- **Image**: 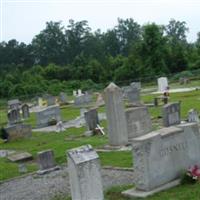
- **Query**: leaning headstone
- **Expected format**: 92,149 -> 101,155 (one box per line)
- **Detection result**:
125,107 -> 152,140
7,108 -> 21,125
67,145 -> 104,200
122,123 -> 200,198
84,108 -> 99,132
162,102 -> 181,127
7,152 -> 33,162
104,83 -> 128,146
37,149 -> 59,174
157,77 -> 168,92
22,104 -> 30,119
36,105 -> 61,128
60,92 -> 67,104
188,109 -> 199,123
5,123 -> 32,141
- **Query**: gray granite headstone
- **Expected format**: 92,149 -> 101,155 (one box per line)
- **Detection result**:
84,108 -> 99,131
188,109 -> 199,123
162,102 -> 180,127
67,145 -> 104,200
74,93 -> 92,106
130,82 -> 141,90
104,83 -> 128,146
126,87 -> 140,103
7,108 -> 21,125
37,149 -> 59,174
22,104 -> 30,119
60,92 -> 67,103
36,105 -> 61,128
8,99 -> 20,110
125,106 -> 152,139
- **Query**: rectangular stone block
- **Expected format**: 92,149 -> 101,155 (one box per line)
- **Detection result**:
125,107 -> 152,139
84,108 -> 99,131
157,77 -> 168,92
132,123 -> 200,191
67,145 -> 104,200
74,94 -> 92,106
162,102 -> 180,127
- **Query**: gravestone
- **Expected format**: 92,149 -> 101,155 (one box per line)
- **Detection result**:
121,86 -> 132,98
37,149 -> 59,174
46,95 -> 56,106
157,77 -> 168,92
84,108 -> 99,131
78,89 -> 82,96
5,124 -> 32,141
67,145 -> 104,200
74,93 -> 92,106
80,108 -> 88,117
36,105 -> 61,128
126,87 -> 140,104
60,92 -> 67,104
130,82 -> 141,90
96,93 -> 105,107
73,90 -> 77,96
104,83 -> 128,146
22,104 -> 30,119
7,109 -> 21,125
122,123 -> 200,198
8,99 -> 20,110
188,109 -> 199,123
162,102 -> 181,127
7,152 -> 32,162
125,107 -> 152,140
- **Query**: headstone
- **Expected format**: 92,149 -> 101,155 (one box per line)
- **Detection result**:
37,149 -> 59,174
126,87 -> 140,104
130,82 -> 141,90
179,77 -> 190,85
7,109 -> 21,125
122,123 -> 200,197
104,83 -> 128,146
188,109 -> 199,123
157,77 -> 168,92
78,89 -> 82,96
46,95 -> 56,106
74,93 -> 92,106
96,93 -> 105,107
7,99 -> 20,110
73,90 -> 77,96
5,124 -> 32,141
80,108 -> 88,117
84,108 -> 99,131
7,152 -> 33,162
162,102 -> 181,127
125,107 -> 152,139
22,104 -> 30,119
121,86 -> 132,98
36,105 -> 61,128
60,92 -> 67,104
67,145 -> 104,200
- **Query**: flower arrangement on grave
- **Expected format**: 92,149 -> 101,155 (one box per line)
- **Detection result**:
181,165 -> 200,184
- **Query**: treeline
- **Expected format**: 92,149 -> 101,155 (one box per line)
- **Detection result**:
0,18 -> 200,98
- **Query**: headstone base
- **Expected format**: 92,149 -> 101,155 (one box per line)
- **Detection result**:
122,179 -> 180,198
37,165 -> 60,175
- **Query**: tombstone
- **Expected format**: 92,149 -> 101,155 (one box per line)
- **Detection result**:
126,87 -> 140,104
22,104 -> 30,119
8,99 -> 20,110
121,86 -> 132,98
125,107 -> 152,140
37,149 -> 59,174
78,89 -> 82,96
188,109 -> 199,123
179,77 -> 190,85
162,102 -> 181,127
5,124 -> 32,141
84,108 -> 99,132
122,123 -> 200,198
35,105 -> 61,128
157,77 -> 168,92
60,92 -> 67,104
130,82 -> 141,90
7,108 -> 21,125
96,93 -> 105,107
73,90 -> 77,96
67,145 -> 104,200
46,95 -> 56,106
104,83 -> 128,146
74,93 -> 92,106
80,108 -> 88,117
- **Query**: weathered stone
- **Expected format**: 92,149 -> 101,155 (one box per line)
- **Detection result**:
130,82 -> 141,90
162,102 -> 181,127
67,145 -> 104,200
104,83 -> 128,146
37,149 -> 59,174
35,105 -> 61,128
7,152 -> 33,162
157,77 -> 168,92
8,99 -> 20,110
7,108 -> 21,125
127,123 -> 200,195
60,92 -> 67,103
126,87 -> 140,103
188,109 -> 199,123
125,107 -> 152,139
74,93 -> 92,106
96,93 -> 105,107
5,124 -> 32,141
22,104 -> 30,119
84,108 -> 99,131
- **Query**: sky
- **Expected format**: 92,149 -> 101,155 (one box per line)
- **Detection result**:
1,0 -> 200,44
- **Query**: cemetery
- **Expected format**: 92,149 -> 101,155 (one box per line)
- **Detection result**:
0,79 -> 200,200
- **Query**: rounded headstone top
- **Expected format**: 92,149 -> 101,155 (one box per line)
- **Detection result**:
104,82 -> 121,92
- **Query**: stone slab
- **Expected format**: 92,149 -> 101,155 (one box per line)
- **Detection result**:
7,152 -> 33,162
122,179 -> 180,198
37,166 -> 60,175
